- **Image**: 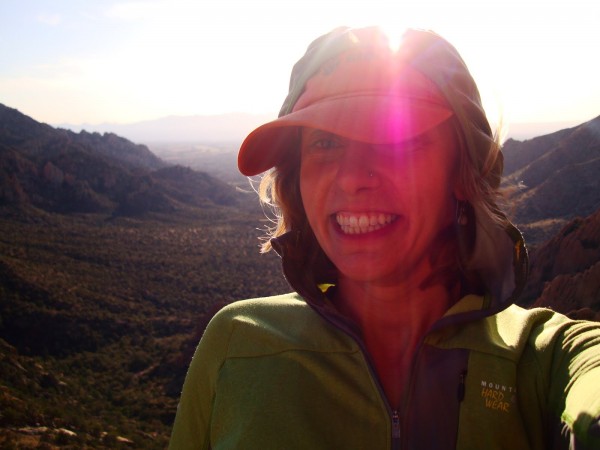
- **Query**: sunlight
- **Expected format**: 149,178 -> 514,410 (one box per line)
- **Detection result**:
375,25 -> 405,53
2,0 -> 598,126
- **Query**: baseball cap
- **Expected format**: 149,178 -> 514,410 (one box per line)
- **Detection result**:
238,27 -> 454,176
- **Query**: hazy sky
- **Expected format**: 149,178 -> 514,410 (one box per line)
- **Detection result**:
1,0 -> 599,131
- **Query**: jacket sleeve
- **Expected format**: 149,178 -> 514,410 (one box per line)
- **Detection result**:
538,315 -> 600,449
169,307 -> 232,450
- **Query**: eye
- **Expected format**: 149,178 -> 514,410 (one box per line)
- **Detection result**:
309,131 -> 345,150
312,137 -> 342,150
301,128 -> 348,162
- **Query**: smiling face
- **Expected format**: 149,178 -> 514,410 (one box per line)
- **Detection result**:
299,119 -> 461,286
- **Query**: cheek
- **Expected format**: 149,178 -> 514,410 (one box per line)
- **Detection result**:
299,165 -> 318,221
300,162 -> 334,238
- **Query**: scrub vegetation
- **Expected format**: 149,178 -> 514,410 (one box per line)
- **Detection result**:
0,208 -> 289,448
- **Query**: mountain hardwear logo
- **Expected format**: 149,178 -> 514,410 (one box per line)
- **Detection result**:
480,380 -> 517,413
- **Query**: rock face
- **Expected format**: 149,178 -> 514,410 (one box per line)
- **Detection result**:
518,209 -> 600,320
534,263 -> 600,321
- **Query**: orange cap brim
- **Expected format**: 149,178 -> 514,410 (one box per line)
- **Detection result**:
238,97 -> 452,176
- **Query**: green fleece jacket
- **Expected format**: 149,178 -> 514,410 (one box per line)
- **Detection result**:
169,292 -> 600,449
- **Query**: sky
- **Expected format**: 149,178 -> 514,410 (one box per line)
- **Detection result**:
1,0 -> 599,133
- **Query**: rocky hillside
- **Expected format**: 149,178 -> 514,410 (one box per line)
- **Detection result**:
0,104 -> 164,170
502,115 -> 600,245
518,208 -> 600,319
0,103 -> 239,216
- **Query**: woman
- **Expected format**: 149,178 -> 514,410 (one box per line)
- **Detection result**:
170,27 -> 600,449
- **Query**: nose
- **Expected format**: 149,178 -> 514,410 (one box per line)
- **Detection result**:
335,142 -> 380,194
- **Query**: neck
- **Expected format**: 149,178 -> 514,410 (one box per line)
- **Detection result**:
335,274 -> 457,344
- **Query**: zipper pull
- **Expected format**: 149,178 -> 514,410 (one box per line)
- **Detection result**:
457,370 -> 467,402
391,410 -> 401,439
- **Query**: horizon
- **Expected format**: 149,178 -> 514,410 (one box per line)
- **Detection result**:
2,99 -> 593,144
57,111 -> 589,143
3,100 -> 591,143
1,0 -> 600,130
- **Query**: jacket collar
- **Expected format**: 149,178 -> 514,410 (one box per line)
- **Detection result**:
271,211 -> 529,326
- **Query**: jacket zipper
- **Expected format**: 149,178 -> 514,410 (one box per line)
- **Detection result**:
290,281 -> 407,449
391,409 -> 401,448
304,299 -> 404,449
458,370 -> 467,402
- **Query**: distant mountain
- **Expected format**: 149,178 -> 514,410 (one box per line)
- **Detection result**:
59,112 -> 275,144
502,115 -> 600,245
504,120 -> 580,141
0,104 -> 240,215
59,114 -> 579,145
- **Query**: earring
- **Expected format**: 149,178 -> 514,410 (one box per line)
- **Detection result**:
456,201 -> 468,226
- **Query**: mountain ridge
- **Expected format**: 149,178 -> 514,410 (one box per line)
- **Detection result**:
0,103 -> 242,216
502,114 -> 600,245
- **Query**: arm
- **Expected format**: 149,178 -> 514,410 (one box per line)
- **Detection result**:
541,317 -> 600,448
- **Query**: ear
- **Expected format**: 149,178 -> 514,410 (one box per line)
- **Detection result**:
453,183 -> 467,201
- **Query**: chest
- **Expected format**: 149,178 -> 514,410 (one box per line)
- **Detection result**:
209,341 -> 548,449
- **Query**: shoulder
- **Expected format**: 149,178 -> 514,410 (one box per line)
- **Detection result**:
210,293 -> 317,332
493,305 -> 600,350
216,292 -> 311,315
440,304 -> 600,360
205,293 -> 357,357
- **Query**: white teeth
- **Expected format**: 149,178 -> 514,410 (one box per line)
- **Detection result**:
335,212 -> 397,234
